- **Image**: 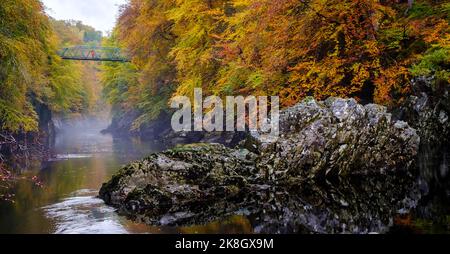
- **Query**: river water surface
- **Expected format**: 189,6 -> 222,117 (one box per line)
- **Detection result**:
0,119 -> 252,234
1,119 -> 447,234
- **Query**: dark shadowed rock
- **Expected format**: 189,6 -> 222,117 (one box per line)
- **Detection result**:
391,77 -> 450,229
393,76 -> 449,148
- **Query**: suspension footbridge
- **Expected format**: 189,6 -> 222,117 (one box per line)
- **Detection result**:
58,46 -> 130,62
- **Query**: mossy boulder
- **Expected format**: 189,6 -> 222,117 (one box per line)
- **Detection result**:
100,143 -> 261,225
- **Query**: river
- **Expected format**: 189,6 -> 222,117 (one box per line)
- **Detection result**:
0,119 -> 252,234
0,118 -> 448,234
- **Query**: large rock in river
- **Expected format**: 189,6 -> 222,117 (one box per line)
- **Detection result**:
100,144 -> 261,225
252,97 -> 420,180
100,97 -> 421,232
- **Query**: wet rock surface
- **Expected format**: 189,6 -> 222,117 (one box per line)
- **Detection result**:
100,144 -> 262,226
391,77 -> 450,231
250,176 -> 420,234
100,97 -> 424,233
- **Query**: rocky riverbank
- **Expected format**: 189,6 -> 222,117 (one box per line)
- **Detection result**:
99,92 -> 433,233
102,109 -> 246,148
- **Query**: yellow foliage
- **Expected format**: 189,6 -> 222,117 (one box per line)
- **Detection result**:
106,0 -> 450,128
0,0 -> 102,132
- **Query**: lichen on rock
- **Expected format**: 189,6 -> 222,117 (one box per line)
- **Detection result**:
253,97 -> 420,180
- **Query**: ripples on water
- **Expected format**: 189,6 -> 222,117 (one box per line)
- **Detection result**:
38,119 -> 165,234
0,119 -> 167,234
22,119 -> 251,234
43,190 -> 128,234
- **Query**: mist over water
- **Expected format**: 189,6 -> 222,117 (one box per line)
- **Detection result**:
0,118 -> 166,234
53,118 -> 114,155
0,117 -> 253,234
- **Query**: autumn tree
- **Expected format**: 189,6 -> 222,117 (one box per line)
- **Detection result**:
1,0 -> 103,198
104,0 -> 449,131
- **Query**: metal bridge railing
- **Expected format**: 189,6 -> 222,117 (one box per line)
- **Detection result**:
58,46 -> 130,62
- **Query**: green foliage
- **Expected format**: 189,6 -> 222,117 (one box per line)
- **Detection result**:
101,0 -> 178,130
101,48 -> 171,130
131,93 -> 169,131
52,20 -> 106,117
0,0 -> 50,132
379,27 -> 406,51
101,61 -> 139,106
0,99 -> 38,132
0,0 -> 102,132
408,2 -> 434,19
47,19 -> 104,116
46,56 -> 87,113
83,30 -> 102,43
410,47 -> 450,82
442,3 -> 450,20
51,20 -> 83,46
51,19 -> 103,46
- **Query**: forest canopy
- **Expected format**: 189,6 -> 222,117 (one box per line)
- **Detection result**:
102,0 -> 450,131
0,0 -> 102,133
1,0 -> 449,134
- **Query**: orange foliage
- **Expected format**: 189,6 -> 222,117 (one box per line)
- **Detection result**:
107,0 -> 450,126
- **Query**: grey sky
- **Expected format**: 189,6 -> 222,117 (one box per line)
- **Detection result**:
42,0 -> 128,34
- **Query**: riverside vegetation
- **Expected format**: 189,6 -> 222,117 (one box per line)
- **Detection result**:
1,0 -> 105,199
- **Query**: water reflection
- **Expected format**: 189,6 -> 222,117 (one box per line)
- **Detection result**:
0,119 -> 166,234
43,190 -> 128,234
1,118 -> 447,234
0,119 -> 256,234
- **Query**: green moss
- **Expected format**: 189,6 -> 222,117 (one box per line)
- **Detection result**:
303,96 -> 316,103
126,188 -> 146,201
170,143 -> 223,153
